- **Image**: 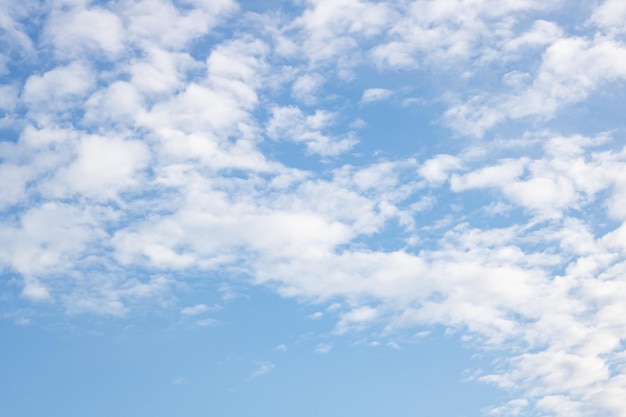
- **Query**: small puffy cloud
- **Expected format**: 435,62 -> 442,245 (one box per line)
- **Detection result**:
45,3 -> 125,58
21,278 -> 50,301
219,284 -> 241,302
327,303 -> 341,312
450,159 -> 527,191
336,306 -> 380,333
41,135 -> 150,200
315,343 -> 332,354
360,88 -> 393,104
386,341 -> 400,350
349,118 -> 367,129
294,0 -> 395,66
418,154 -> 462,185
353,162 -> 399,191
0,202 -> 100,280
266,106 -> 357,156
128,47 -> 196,95
83,81 -> 146,125
122,0 -> 237,49
181,304 -> 209,316
372,0 -> 551,70
292,73 -> 325,104
22,62 -> 95,111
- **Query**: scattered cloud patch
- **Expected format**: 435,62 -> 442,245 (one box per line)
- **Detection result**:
308,311 -> 323,320
315,343 -> 332,355
3,1 -> 626,416
360,88 -> 393,104
195,318 -> 219,327
247,361 -> 275,381
386,341 -> 400,350
181,304 -> 210,316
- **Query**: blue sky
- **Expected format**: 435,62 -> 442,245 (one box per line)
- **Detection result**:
2,0 -> 626,416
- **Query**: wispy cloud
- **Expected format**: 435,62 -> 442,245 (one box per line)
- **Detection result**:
247,362 -> 275,381
181,304 -> 220,316
172,376 -> 188,385
315,343 -> 332,355
360,88 -> 393,104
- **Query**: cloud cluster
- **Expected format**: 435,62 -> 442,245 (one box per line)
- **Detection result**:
2,1 -> 626,416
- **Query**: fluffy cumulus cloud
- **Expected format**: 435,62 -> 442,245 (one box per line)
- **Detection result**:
2,1 -> 626,416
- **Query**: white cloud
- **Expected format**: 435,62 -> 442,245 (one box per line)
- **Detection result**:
196,318 -> 219,327
5,2 -> 626,416
83,81 -> 146,125
45,3 -> 125,58
247,361 -> 275,381
486,398 -> 528,416
122,0 -> 237,50
291,73 -> 325,104
62,275 -> 172,317
450,158 -> 527,191
41,135 -> 150,200
0,2 -> 36,67
266,106 -> 357,156
0,202 -> 101,280
335,306 -> 380,333
63,295 -> 128,317
180,304 -> 209,316
22,62 -> 95,114
445,36 -> 626,136
386,341 -> 400,350
503,20 -> 563,52
372,0 -> 553,69
0,84 -> 19,112
352,161 -> 400,191
591,0 -> 626,34
293,0 -> 396,68
418,154 -> 462,185
0,163 -> 31,209
360,88 -> 393,104
315,343 -> 332,354
21,278 -> 51,302
128,47 -> 196,95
